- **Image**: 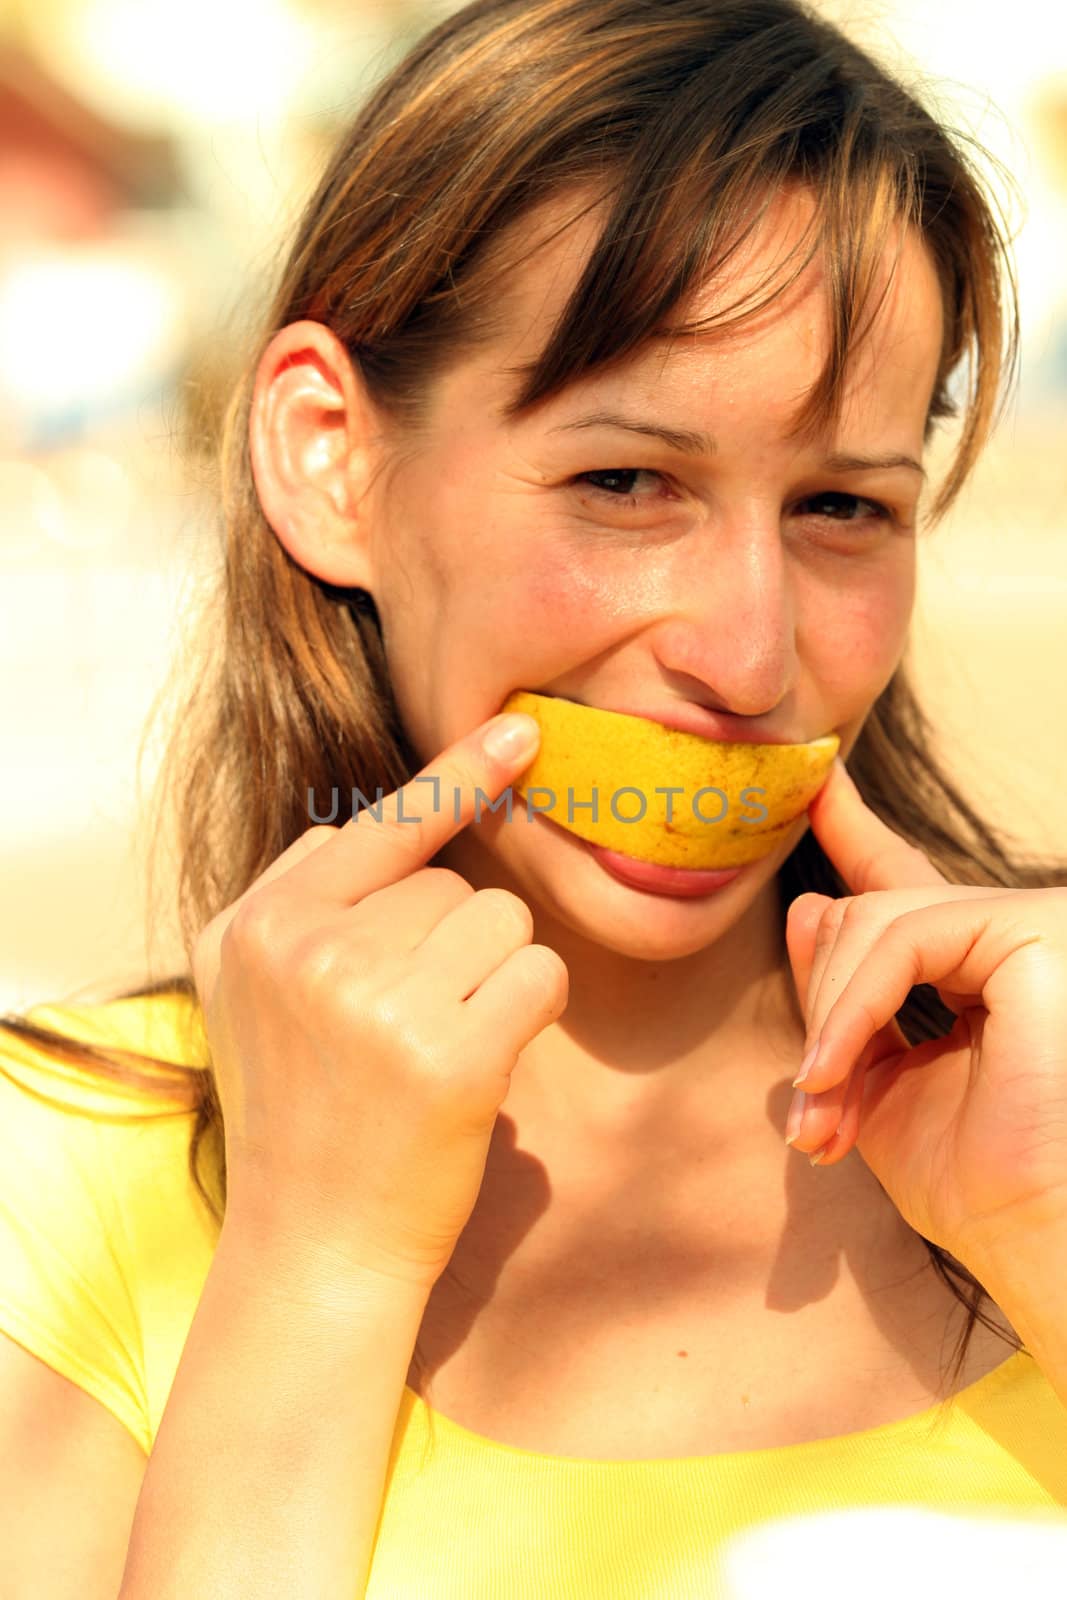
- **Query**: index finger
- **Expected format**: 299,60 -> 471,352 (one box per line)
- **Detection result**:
290,710 -> 541,904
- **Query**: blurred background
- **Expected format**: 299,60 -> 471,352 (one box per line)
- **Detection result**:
0,0 -> 1065,1012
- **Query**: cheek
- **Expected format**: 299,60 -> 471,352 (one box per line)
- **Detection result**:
809,578 -> 913,703
519,551 -> 634,627
472,537 -> 643,648
392,542 -> 628,713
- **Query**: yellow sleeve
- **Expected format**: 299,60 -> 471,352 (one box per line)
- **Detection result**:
0,996 -> 207,1457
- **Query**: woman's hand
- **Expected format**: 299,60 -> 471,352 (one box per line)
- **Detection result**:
784,757 -> 1067,1269
191,711 -> 569,1292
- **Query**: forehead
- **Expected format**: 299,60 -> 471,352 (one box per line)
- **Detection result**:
454,181 -> 944,442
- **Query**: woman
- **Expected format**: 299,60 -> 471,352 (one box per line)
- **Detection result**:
3,0 -> 1067,1595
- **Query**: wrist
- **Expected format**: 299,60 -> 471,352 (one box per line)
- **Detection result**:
953,1192 -> 1067,1301
952,1207 -> 1067,1374
217,1205 -> 438,1316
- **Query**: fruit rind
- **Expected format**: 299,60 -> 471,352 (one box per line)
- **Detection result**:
499,689 -> 839,869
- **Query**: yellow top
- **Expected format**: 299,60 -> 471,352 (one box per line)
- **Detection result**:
2,991 -> 1067,1598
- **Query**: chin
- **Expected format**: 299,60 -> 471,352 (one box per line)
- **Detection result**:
522,826 -> 782,962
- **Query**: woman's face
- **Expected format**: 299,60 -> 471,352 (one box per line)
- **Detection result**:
267,182 -> 944,962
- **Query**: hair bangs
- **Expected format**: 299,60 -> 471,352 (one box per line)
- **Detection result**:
490,141 -> 922,461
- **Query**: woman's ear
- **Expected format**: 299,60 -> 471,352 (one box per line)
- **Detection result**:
248,319 -> 381,589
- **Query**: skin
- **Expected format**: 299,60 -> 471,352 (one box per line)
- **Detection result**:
248,182 -> 993,1400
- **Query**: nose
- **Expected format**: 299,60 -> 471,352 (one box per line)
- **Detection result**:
649,517 -> 797,714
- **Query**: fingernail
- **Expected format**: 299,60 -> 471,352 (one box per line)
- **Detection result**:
809,1142 -> 831,1167
484,714 -> 539,763
784,1087 -> 809,1146
792,1038 -> 821,1088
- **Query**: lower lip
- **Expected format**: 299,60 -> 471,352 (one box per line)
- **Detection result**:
587,842 -> 746,898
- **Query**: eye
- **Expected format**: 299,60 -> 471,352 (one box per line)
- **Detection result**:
574,468 -> 664,506
573,472 -> 899,531
794,491 -> 893,527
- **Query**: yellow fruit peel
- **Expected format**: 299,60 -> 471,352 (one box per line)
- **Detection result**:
499,689 -> 839,869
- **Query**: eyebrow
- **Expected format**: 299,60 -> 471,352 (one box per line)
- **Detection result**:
546,410 -> 927,481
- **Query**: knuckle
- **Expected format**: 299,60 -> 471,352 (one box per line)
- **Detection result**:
525,942 -> 569,993
476,887 -> 533,939
301,823 -> 339,850
225,892 -> 287,961
286,927 -> 353,996
361,978 -> 400,1035
788,893 -> 827,933
362,978 -> 445,1072
420,866 -> 474,900
856,995 -> 883,1034
839,898 -> 867,931
382,812 -> 433,866
822,898 -> 851,934
786,894 -> 811,925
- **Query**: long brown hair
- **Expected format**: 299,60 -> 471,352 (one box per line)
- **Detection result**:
5,0 -> 1065,1405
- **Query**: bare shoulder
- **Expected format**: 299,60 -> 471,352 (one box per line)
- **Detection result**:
0,1329 -> 147,1599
